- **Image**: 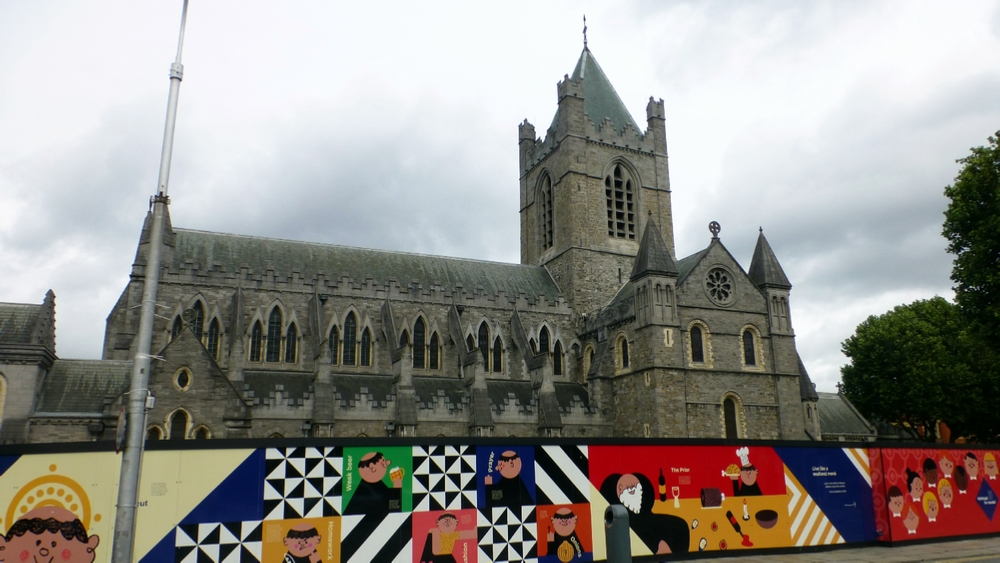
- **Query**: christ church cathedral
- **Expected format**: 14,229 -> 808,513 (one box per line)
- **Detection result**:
0,43 -> 834,444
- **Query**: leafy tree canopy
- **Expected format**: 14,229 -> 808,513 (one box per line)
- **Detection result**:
841,297 -> 997,442
943,132 -> 1000,341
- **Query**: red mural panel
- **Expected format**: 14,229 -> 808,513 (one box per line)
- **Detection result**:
879,447 -> 1000,541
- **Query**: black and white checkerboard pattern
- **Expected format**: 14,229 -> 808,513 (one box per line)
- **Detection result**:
263,447 -> 342,520
412,445 -> 477,511
175,521 -> 262,563
478,506 -> 537,563
534,444 -> 590,506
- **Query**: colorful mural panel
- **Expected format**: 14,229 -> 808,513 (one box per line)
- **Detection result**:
2,441 -> 999,563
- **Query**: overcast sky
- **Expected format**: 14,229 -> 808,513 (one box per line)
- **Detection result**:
2,1 -> 998,391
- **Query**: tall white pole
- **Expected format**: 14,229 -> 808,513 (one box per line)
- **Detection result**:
112,2 -> 189,562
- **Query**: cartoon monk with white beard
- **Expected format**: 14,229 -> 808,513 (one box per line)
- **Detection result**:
599,472 -> 689,555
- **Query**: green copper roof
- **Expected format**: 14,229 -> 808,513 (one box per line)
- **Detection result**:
550,48 -> 641,135
172,229 -> 561,301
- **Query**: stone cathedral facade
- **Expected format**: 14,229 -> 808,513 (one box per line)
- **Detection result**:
0,46 -> 822,443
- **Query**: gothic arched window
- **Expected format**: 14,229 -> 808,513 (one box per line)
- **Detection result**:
724,397 -> 739,439
553,341 -> 563,375
265,308 -> 282,363
619,336 -> 629,369
539,327 -> 550,354
171,316 -> 183,341
329,326 -> 340,365
691,326 -> 704,363
360,327 -> 372,366
413,318 -> 426,369
478,322 -> 490,370
605,163 -> 635,240
249,321 -> 263,362
169,410 -> 188,440
467,334 -> 475,353
743,330 -> 756,367
192,301 -> 205,340
493,336 -> 503,373
429,332 -> 440,370
285,324 -> 298,363
540,175 -> 554,250
207,318 -> 220,360
343,313 -> 357,365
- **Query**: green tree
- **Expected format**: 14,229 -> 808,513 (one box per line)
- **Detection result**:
840,297 -> 995,442
943,132 -> 1000,341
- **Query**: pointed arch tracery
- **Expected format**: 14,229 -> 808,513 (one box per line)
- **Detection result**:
207,318 -> 221,360
265,307 -> 283,362
249,321 -> 263,362
343,312 -> 358,365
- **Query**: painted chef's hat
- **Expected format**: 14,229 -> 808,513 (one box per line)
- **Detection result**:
736,447 -> 751,468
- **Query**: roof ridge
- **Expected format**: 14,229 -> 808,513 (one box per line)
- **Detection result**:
174,228 -> 539,270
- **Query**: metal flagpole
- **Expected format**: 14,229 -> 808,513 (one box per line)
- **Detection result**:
112,1 -> 189,561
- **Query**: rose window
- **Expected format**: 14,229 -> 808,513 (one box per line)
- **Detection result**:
705,268 -> 735,306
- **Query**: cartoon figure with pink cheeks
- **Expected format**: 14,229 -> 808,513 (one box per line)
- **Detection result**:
938,480 -> 954,508
905,468 -> 924,502
903,507 -> 920,535
922,492 -> 939,523
985,453 -> 997,480
887,486 -> 905,517
282,524 -> 321,563
0,506 -> 100,563
939,454 -> 954,478
965,452 -> 979,481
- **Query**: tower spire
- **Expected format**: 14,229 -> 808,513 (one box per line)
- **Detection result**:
583,15 -> 588,49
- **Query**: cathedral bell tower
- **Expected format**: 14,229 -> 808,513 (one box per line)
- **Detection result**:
519,44 -> 675,315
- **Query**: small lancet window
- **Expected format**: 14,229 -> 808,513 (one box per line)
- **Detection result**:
285,324 -> 298,363
192,301 -> 205,340
265,308 -> 282,362
171,317 -> 183,341
343,313 -> 358,365
360,328 -> 372,366
207,318 -> 220,359
249,321 -> 263,362
743,330 -> 756,367
492,336 -> 503,373
194,426 -> 210,440
691,326 -> 704,363
553,341 -> 563,375
169,411 -> 188,440
146,427 -> 162,441
539,327 -> 550,354
620,338 -> 629,369
429,332 -> 440,370
413,319 -> 426,369
329,326 -> 340,365
466,334 -> 475,352
724,398 -> 739,439
478,322 -> 490,370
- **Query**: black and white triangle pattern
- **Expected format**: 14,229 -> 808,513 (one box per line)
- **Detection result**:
263,447 -> 342,520
175,521 -> 262,563
535,444 -> 590,506
478,506 -> 537,563
412,445 -> 476,511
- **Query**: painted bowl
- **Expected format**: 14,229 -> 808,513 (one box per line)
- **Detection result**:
755,509 -> 779,529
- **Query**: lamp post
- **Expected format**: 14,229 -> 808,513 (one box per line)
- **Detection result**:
111,2 -> 190,562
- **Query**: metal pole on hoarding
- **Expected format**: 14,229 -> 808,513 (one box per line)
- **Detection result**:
112,2 -> 189,561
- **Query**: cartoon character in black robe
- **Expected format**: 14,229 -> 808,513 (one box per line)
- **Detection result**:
485,450 -> 533,509
599,473 -> 689,555
344,452 -> 403,515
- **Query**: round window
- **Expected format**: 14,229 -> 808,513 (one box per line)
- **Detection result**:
704,267 -> 736,306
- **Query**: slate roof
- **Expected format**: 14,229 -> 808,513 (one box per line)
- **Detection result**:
172,229 -> 560,301
797,354 -> 819,401
34,360 -> 132,415
550,48 -> 641,135
817,392 -> 876,437
0,303 -> 40,345
414,377 -> 468,411
331,374 -> 393,408
748,230 -> 791,289
675,248 -> 709,283
486,379 -> 593,415
630,220 -> 678,280
243,370 -> 314,407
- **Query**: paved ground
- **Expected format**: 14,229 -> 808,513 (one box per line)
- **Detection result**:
687,535 -> 1000,562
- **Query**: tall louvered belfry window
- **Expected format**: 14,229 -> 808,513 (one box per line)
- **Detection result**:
343,313 -> 357,365
605,164 -> 635,240
540,175 -> 554,250
266,308 -> 282,362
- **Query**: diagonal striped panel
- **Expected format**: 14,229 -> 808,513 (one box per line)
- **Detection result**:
535,444 -> 589,506
784,465 -> 844,546
844,448 -> 872,488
